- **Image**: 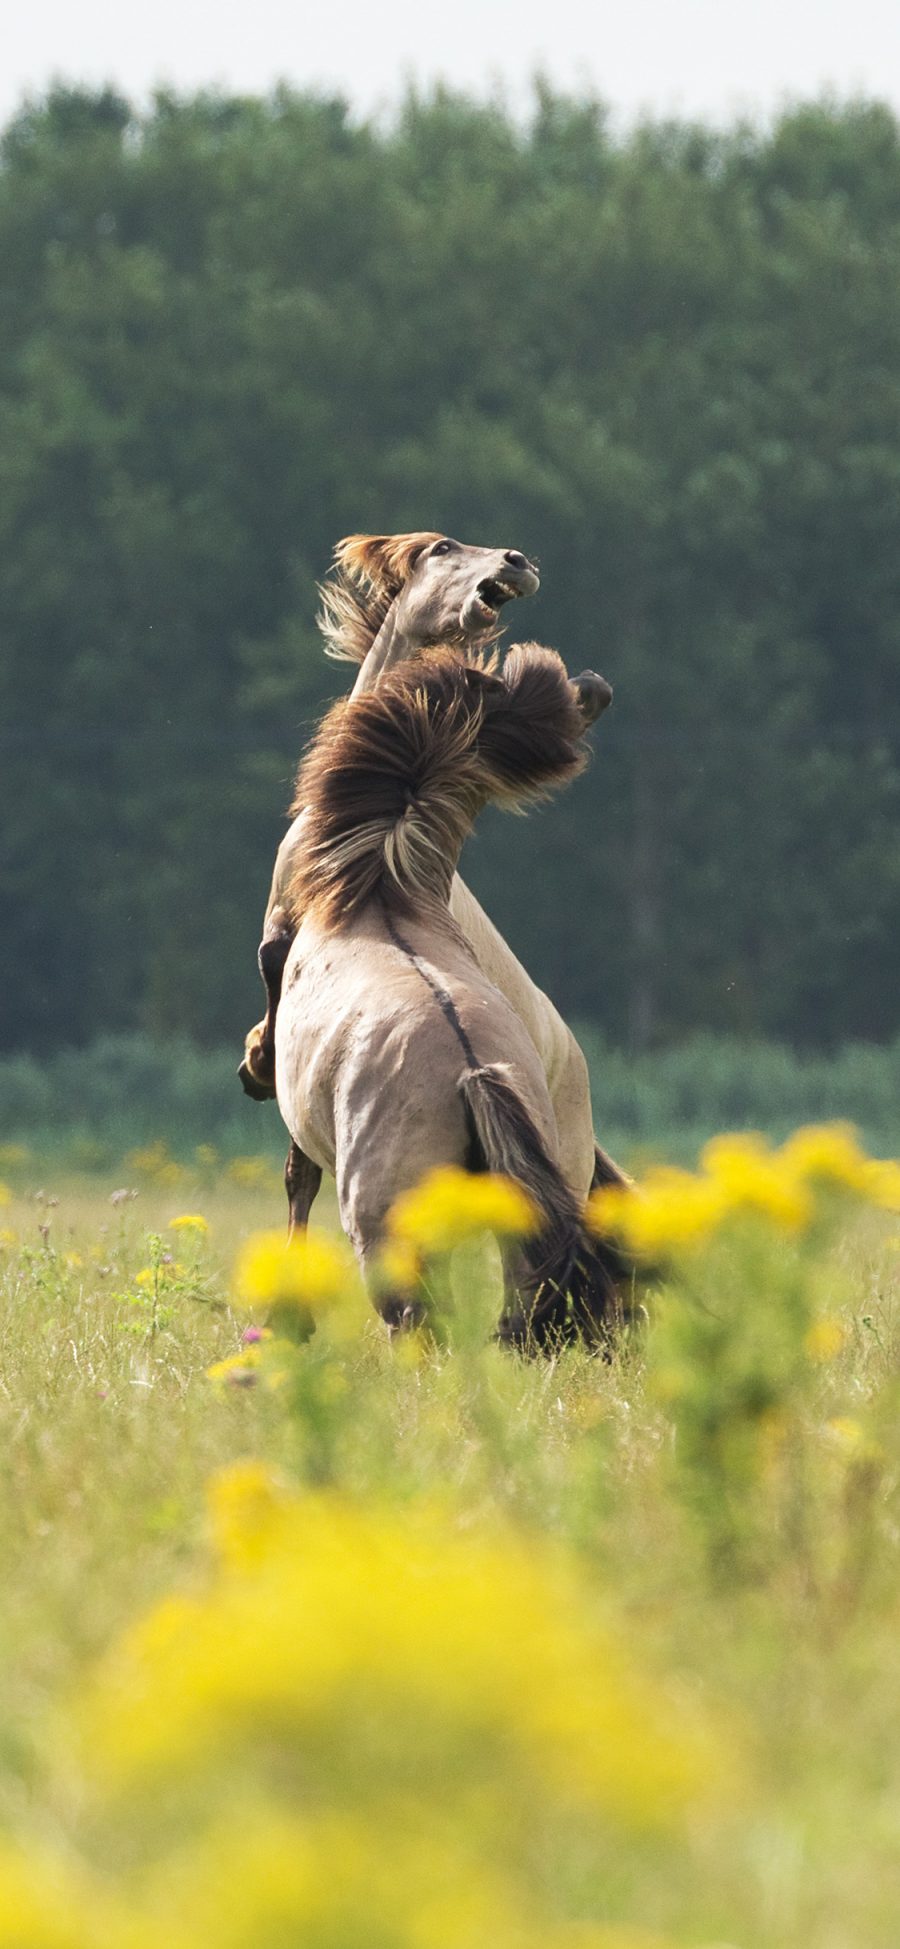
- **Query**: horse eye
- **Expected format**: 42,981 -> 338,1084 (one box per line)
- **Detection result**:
432,539 -> 452,556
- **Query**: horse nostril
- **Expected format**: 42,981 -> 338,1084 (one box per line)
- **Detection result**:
504,550 -> 528,571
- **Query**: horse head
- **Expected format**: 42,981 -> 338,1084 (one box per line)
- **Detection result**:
320,531 -> 540,667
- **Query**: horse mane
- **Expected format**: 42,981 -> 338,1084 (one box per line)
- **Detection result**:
316,531 -> 443,665
287,644 -> 588,933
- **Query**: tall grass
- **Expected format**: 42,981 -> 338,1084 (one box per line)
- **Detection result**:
0,1142 -> 898,1944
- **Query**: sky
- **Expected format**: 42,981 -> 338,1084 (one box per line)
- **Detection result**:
4,0 -> 900,132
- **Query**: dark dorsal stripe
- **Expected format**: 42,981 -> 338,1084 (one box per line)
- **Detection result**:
383,910 -> 478,1071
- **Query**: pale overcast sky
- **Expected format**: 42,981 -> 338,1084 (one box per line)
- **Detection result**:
4,0 -> 900,131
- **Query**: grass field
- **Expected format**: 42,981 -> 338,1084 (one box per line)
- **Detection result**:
0,1136 -> 899,1947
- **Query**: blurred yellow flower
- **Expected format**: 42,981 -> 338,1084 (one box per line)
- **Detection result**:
225,1155 -> 281,1191
552,1932 -> 674,1949
701,1134 -> 812,1231
804,1317 -> 846,1362
170,1213 -> 209,1234
0,1228 -> 16,1249
825,1417 -> 883,1465
232,1228 -> 359,1315
589,1128 -> 838,1260
588,1169 -> 724,1258
376,1235 -> 422,1292
83,1484 -> 730,1835
64,1251 -> 84,1271
206,1347 -> 265,1386
778,1122 -> 873,1195
126,1142 -> 185,1187
207,1460 -> 288,1569
863,1158 -> 900,1212
136,1262 -> 185,1288
388,1166 -> 538,1253
0,1843 -> 147,1949
135,1808 -> 672,1949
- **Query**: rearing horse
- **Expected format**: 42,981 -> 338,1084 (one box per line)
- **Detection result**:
273,641 -> 622,1345
240,532 -> 625,1209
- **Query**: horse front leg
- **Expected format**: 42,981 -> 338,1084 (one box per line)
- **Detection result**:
238,907 -> 294,1100
285,1142 -> 322,1239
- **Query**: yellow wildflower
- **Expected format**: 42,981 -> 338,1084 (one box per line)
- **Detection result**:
232,1228 -> 359,1315
701,1133 -> 812,1231
804,1317 -> 846,1362
83,1489 -> 729,1833
226,1155 -> 280,1191
778,1122 -> 874,1195
0,1229 -> 16,1249
588,1168 -> 724,1258
388,1166 -> 538,1253
552,1932 -> 674,1949
863,1158 -> 900,1212
136,1261 -> 185,1288
590,1132 -> 815,1260
206,1346 -> 265,1386
0,1842 -> 150,1949
825,1417 -> 883,1465
64,1251 -> 84,1271
126,1141 -> 185,1186
375,1235 -> 422,1292
136,1809 -> 668,1949
206,1460 -> 289,1570
169,1213 -> 209,1234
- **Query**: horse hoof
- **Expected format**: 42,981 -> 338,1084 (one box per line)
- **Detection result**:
237,1057 -> 276,1101
573,671 -> 613,723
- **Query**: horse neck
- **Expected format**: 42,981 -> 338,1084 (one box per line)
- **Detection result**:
351,596 -> 408,697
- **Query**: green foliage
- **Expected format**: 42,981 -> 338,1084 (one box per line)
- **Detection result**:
1,1030 -> 899,1164
0,85 -> 899,1054
579,1025 -> 900,1158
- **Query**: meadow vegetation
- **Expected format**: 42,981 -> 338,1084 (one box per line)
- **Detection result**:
0,1126 -> 898,1944
2,1030 -> 899,1167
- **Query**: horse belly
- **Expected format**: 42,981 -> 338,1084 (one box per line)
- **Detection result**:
273,960 -> 342,1173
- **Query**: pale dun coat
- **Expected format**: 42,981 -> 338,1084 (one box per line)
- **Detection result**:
274,645 -> 626,1345
245,532 -> 624,1205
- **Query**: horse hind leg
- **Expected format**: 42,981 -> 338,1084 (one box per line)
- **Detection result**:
285,1142 -> 322,1239
351,1227 -> 427,1337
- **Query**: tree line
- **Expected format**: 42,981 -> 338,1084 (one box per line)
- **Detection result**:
1,84 -> 898,1055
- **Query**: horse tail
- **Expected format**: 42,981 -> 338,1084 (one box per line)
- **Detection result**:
287,644 -> 589,933
458,1063 -> 620,1347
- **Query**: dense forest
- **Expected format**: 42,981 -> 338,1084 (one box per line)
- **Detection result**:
1,84 -> 898,1057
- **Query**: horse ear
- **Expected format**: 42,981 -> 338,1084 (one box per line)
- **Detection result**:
332,532 -> 441,593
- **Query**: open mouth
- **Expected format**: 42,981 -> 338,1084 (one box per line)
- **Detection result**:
470,576 -> 525,626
